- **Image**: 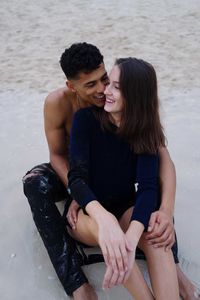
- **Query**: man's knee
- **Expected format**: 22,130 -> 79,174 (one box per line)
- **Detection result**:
22,167 -> 51,200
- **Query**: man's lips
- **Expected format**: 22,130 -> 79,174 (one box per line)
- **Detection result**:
94,94 -> 106,101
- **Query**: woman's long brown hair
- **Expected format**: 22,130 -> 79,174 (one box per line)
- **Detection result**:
95,57 -> 165,154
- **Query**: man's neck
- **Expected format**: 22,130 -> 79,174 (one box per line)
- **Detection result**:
76,94 -> 91,110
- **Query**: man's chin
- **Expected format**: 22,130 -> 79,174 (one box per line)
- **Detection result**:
94,100 -> 105,107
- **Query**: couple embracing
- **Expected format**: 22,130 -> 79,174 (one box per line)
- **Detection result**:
23,42 -> 198,300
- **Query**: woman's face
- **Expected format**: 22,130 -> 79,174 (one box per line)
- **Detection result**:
104,65 -> 124,118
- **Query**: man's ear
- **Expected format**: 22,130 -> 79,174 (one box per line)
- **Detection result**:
66,80 -> 76,93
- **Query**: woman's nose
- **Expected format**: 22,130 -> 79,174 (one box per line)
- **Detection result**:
104,83 -> 111,95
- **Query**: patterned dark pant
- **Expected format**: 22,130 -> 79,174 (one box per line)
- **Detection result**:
23,163 -> 88,295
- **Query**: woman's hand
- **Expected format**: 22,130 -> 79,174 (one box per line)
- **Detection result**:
97,212 -> 133,290
85,201 -> 134,289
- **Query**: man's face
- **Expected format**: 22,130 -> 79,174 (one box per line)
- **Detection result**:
70,63 -> 109,107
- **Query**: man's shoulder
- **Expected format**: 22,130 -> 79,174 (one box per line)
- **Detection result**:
45,87 -> 73,110
44,87 -> 75,128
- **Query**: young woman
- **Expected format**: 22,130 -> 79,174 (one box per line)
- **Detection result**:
67,57 -> 179,299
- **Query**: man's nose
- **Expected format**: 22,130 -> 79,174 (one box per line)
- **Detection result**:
97,81 -> 106,93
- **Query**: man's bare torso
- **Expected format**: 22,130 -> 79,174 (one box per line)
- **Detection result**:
44,86 -> 84,152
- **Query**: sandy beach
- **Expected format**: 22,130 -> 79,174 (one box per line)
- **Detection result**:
0,0 -> 200,299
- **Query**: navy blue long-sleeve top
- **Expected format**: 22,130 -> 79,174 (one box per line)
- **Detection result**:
68,107 -> 159,230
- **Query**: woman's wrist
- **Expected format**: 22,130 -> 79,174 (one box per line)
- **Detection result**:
126,220 -> 144,247
85,200 -> 112,224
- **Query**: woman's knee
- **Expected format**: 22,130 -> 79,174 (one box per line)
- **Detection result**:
70,210 -> 98,246
139,235 -> 172,262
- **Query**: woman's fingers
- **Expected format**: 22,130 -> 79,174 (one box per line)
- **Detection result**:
107,267 -> 120,289
98,215 -> 132,289
100,242 -> 109,266
102,240 -> 128,289
102,244 -> 118,289
107,244 -> 118,274
115,244 -> 127,271
102,265 -> 113,290
111,245 -> 126,287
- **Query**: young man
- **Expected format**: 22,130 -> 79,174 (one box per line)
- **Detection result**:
23,42 -> 199,300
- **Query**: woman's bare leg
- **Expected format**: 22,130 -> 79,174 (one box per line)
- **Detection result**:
119,207 -> 154,299
70,209 -> 154,299
139,236 -> 179,300
123,262 -> 154,300
176,265 -> 200,300
120,207 -> 179,300
68,209 -> 98,246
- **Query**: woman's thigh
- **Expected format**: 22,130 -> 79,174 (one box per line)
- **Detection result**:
68,209 -> 99,247
70,205 -> 135,248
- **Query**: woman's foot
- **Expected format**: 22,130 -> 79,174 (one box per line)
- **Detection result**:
176,264 -> 200,300
183,287 -> 200,300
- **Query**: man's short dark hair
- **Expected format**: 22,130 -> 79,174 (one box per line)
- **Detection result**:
60,42 -> 104,79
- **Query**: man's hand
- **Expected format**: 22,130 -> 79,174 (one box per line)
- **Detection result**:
67,200 -> 80,229
146,211 -> 175,251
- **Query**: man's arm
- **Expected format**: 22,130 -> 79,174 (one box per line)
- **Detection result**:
159,146 -> 176,215
146,147 -> 176,249
44,93 -> 70,186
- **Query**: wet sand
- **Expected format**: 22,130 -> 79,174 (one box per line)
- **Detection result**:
0,0 -> 200,299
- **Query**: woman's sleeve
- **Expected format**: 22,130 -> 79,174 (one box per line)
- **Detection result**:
68,109 -> 97,208
131,153 -> 159,230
